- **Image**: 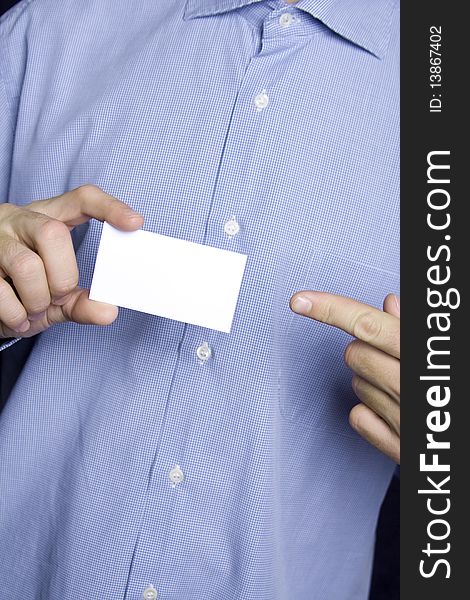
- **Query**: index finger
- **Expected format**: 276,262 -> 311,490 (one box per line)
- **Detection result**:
290,291 -> 400,358
28,184 -> 144,231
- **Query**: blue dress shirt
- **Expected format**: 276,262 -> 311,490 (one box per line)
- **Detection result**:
0,1 -> 399,598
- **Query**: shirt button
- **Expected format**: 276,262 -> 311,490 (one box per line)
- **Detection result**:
169,465 -> 184,486
224,216 -> 240,237
196,341 -> 212,363
143,586 -> 158,600
254,90 -> 269,111
279,13 -> 294,28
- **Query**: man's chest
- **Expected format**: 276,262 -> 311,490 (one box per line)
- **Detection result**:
9,1 -> 399,288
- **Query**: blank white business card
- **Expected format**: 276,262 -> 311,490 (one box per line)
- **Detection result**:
89,223 -> 248,333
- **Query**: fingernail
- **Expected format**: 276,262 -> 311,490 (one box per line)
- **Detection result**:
15,320 -> 31,333
393,294 -> 400,316
126,209 -> 144,220
29,311 -> 46,322
291,295 -> 312,315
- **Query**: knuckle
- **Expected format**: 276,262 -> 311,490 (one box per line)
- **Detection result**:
0,237 -> 19,261
27,299 -> 49,314
351,374 -> 363,395
76,183 -> 101,200
317,300 -> 334,325
52,275 -> 78,297
344,340 -> 360,368
11,249 -> 42,278
352,310 -> 382,343
0,203 -> 19,223
37,218 -> 69,244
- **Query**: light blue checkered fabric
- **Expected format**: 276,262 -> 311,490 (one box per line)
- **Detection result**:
0,1 -> 399,598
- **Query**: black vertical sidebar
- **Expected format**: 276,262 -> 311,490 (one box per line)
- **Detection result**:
401,2 -> 467,598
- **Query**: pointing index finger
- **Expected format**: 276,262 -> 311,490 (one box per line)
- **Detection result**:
290,291 -> 400,358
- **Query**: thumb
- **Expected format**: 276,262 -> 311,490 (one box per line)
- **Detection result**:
47,288 -> 119,326
383,293 -> 400,318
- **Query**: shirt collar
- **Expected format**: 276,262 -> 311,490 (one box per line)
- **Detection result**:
183,0 -> 394,59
